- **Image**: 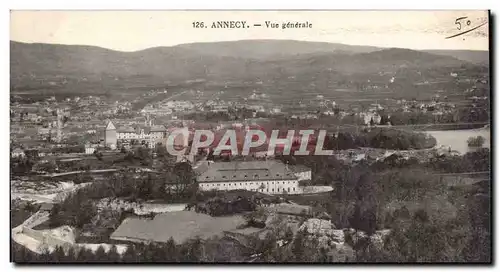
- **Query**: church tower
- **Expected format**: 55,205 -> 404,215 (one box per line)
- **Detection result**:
105,120 -> 117,149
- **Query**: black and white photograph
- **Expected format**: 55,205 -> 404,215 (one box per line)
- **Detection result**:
9,10 -> 491,264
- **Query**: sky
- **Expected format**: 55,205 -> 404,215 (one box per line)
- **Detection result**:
10,10 -> 489,51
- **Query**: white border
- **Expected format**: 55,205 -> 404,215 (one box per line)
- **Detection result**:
2,0 -> 498,271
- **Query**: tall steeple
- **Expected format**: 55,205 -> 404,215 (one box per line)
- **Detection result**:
106,120 -> 116,130
104,120 -> 117,149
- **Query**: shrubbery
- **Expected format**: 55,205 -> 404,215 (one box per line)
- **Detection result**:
467,136 -> 485,147
324,128 -> 436,150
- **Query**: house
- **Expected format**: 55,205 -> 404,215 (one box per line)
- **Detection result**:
85,144 -> 96,154
11,148 -> 25,158
288,164 -> 312,181
211,105 -> 229,113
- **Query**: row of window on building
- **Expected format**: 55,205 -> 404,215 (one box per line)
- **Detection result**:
200,180 -> 297,193
202,180 -> 295,186
205,173 -> 290,180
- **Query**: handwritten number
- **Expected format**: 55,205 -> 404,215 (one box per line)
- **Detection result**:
455,18 -> 462,30
446,17 -> 487,40
455,17 -> 468,30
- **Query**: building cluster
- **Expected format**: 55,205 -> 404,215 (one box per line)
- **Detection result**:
10,105 -> 67,143
395,99 -> 456,115
141,100 -> 195,116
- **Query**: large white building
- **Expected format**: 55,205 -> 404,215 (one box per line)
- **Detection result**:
104,121 -> 168,149
116,125 -> 167,141
196,160 -> 303,195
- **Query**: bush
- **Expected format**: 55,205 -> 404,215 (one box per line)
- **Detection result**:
467,136 -> 485,147
325,128 -> 436,150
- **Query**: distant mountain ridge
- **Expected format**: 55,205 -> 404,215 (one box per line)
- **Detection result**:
10,40 -> 486,91
425,50 -> 489,65
174,39 -> 380,59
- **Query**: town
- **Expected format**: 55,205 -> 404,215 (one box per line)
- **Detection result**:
10,11 -> 491,264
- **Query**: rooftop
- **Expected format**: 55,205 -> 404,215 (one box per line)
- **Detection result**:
105,121 -> 116,130
110,211 -> 245,244
117,127 -> 136,133
198,160 -> 297,183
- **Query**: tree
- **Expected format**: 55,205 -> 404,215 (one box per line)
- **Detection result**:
76,248 -> 93,262
94,246 -> 108,262
467,136 -> 485,147
351,172 -> 378,235
75,200 -> 98,228
93,150 -> 103,161
53,246 -> 66,262
318,247 -> 329,263
291,227 -> 307,262
462,191 -> 491,262
165,237 -> 178,262
107,245 -> 121,263
39,248 -> 53,263
33,161 -> 57,173
66,247 -> 76,262
380,114 -> 391,126
413,209 -> 429,223
122,246 -> 139,263
394,206 -> 411,220
258,231 -> 278,261
284,226 -> 294,242
49,204 -> 62,227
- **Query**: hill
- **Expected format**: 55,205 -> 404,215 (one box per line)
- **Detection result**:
174,39 -> 380,59
269,48 -> 467,75
10,41 -> 235,79
425,50 -> 489,65
10,40 -> 476,93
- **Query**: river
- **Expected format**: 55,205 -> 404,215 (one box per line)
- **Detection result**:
426,128 -> 490,154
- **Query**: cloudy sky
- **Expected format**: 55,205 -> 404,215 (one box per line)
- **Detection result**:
10,10 -> 489,51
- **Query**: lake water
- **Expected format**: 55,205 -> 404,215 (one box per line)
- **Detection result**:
425,128 -> 490,154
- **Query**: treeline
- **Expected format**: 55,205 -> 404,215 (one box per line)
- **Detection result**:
276,148 -> 491,262
278,147 -> 490,188
10,157 -> 35,176
324,128 -> 436,150
11,226 -> 330,263
15,202 -> 490,263
370,175 -> 490,263
427,148 -> 490,173
467,136 -> 486,147
182,107 -> 262,123
385,106 -> 489,126
50,145 -> 85,154
11,200 -> 41,227
12,236 -> 245,263
191,194 -> 258,217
